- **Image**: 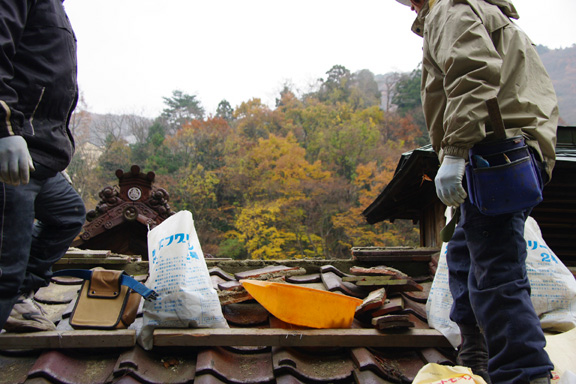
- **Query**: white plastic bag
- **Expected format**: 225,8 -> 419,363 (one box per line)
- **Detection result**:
138,210 -> 228,350
427,216 -> 576,348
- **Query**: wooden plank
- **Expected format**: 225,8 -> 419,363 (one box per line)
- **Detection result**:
153,328 -> 451,348
0,330 -> 136,349
55,256 -> 130,265
63,250 -> 112,258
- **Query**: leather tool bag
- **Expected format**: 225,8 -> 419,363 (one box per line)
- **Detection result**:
53,268 -> 157,330
465,99 -> 543,215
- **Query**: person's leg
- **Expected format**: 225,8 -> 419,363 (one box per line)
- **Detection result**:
447,214 -> 490,383
447,224 -> 475,325
462,200 -> 553,383
20,170 -> 85,293
0,181 -> 40,329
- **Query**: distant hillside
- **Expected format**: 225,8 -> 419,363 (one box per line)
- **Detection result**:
538,45 -> 576,125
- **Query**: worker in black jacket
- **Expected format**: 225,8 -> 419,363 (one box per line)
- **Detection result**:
0,0 -> 86,332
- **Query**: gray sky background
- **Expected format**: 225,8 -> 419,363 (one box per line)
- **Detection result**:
64,0 -> 576,118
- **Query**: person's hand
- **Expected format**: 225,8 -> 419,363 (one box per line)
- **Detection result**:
435,155 -> 467,207
0,136 -> 35,186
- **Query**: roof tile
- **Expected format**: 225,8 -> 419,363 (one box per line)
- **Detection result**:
272,347 -> 354,383
113,345 -> 196,384
28,350 -> 117,384
0,351 -> 40,384
195,347 -> 275,384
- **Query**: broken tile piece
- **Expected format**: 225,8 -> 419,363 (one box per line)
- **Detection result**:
372,314 -> 415,330
210,275 -> 227,291
401,281 -> 431,303
51,275 -> 83,285
235,266 -> 306,281
218,280 -> 243,291
217,289 -> 253,306
35,283 -> 80,304
400,297 -> 428,322
371,297 -> 404,318
356,288 -> 387,316
208,267 -> 235,281
320,271 -> 341,292
320,271 -> 367,298
349,266 -> 399,276
319,265 -> 352,278
285,274 -> 321,284
223,303 -> 269,326
352,277 -> 408,286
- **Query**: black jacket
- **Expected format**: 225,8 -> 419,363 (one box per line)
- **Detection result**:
0,0 -> 78,172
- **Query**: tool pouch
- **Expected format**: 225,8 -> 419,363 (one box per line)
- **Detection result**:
53,267 -> 157,330
465,136 -> 543,215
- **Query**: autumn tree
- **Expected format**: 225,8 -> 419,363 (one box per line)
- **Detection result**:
233,98 -> 282,142
165,117 -> 232,171
98,135 -> 132,182
228,133 -> 331,259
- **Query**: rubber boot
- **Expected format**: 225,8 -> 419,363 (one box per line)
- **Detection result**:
457,323 -> 492,384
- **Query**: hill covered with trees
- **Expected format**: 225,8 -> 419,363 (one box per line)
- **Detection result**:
68,65 -> 424,259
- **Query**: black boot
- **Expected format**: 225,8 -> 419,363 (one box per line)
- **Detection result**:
457,323 -> 492,384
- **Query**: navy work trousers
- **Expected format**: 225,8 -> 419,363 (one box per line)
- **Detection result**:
0,164 -> 85,330
446,199 -> 553,383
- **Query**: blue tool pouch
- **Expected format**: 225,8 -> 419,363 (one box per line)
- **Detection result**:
465,136 -> 543,215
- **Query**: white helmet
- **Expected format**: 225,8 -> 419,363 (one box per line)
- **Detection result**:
395,0 -> 412,6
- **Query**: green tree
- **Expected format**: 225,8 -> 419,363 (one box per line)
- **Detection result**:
392,66 -> 429,145
349,69 -> 382,110
317,65 -> 352,104
161,90 -> 205,134
216,99 -> 234,122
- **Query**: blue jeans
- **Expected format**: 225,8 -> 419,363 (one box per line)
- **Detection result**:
0,164 -> 85,329
447,199 -> 553,383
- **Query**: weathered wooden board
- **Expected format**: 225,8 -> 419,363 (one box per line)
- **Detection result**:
153,328 -> 451,348
0,328 -> 451,350
0,330 -> 136,349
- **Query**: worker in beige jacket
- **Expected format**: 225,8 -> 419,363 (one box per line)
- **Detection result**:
394,0 -> 558,383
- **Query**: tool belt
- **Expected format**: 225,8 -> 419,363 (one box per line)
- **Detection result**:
53,267 -> 157,330
465,97 -> 544,216
465,135 -> 543,215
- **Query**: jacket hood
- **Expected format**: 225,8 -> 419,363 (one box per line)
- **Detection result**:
482,0 -> 519,19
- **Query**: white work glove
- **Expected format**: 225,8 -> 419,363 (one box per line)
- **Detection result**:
435,155 -> 467,207
0,136 -> 35,186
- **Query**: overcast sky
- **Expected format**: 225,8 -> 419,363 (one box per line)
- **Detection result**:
64,0 -> 576,118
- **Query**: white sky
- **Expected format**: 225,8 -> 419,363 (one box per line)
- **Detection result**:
64,0 -> 576,118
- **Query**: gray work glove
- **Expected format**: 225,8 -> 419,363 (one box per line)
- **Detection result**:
0,136 -> 35,186
435,155 -> 467,207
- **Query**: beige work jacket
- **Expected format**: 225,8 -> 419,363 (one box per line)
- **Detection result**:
412,0 -> 558,178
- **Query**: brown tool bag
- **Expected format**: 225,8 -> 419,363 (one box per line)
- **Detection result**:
53,267 -> 157,330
